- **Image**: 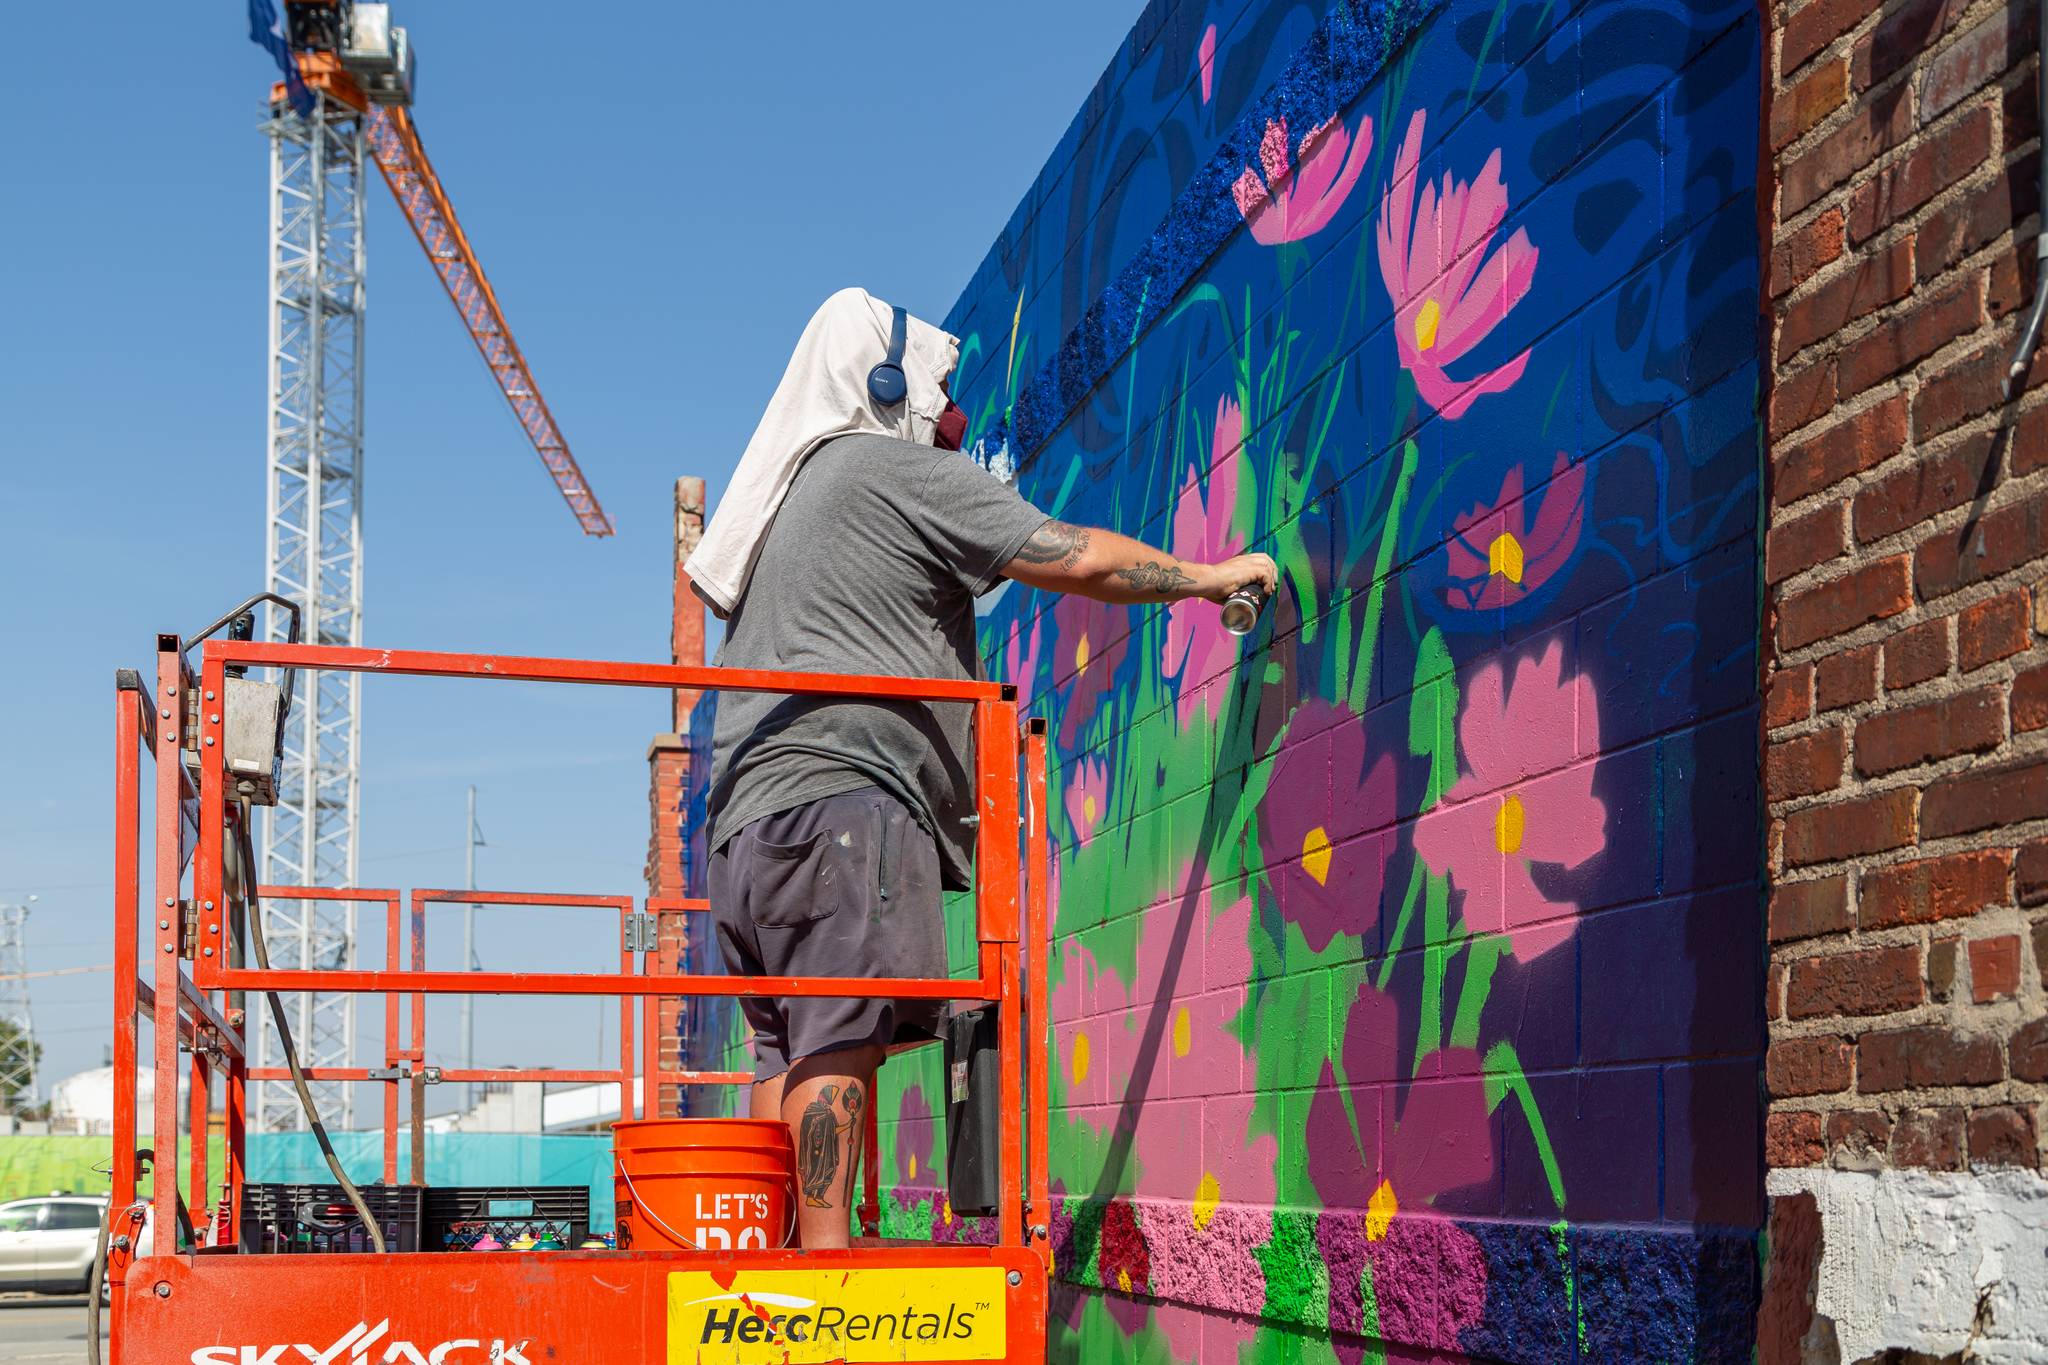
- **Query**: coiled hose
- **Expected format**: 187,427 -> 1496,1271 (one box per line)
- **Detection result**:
235,803 -> 386,1254
86,1150 -> 192,1365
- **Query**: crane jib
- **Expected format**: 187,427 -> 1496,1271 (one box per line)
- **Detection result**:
364,105 -> 613,537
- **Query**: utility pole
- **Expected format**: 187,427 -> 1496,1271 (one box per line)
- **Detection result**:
0,901 -> 40,1116
461,786 -> 484,1112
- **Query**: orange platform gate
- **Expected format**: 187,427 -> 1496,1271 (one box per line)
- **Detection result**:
108,635 -> 1053,1363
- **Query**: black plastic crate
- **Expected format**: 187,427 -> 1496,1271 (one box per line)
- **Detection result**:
424,1185 -> 590,1250
239,1183 -> 424,1254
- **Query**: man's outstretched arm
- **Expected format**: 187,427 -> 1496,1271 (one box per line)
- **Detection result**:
1002,519 -> 1277,605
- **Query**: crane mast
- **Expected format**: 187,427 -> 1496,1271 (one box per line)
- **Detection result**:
257,87 -> 366,1131
248,0 -> 608,1130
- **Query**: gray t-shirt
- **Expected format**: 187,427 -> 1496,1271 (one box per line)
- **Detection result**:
707,433 -> 1050,890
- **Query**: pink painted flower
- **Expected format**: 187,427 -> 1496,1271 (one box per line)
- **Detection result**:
1163,399 -> 1247,725
1258,699 -> 1398,951
1308,983 -> 1493,1363
1445,453 -> 1585,611
1212,389 -> 1243,461
1051,886 -> 1276,1355
1064,757 -> 1109,843
1377,108 -> 1538,420
1412,640 -> 1607,960
1198,24 -> 1217,104
1232,112 -> 1374,246
894,1083 -> 936,1188
1003,612 -> 1043,713
1052,594 -> 1130,748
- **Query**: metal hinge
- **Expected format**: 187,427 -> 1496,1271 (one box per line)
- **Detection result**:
366,1062 -> 442,1083
623,911 -> 658,954
178,899 -> 198,960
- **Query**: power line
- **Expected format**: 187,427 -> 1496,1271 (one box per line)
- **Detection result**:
0,964 -> 113,983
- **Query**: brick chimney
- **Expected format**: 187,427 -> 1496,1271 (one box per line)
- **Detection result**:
646,475 -> 706,1118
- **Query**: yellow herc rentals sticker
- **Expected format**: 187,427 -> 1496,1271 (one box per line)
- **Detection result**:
667,1266 -> 1008,1363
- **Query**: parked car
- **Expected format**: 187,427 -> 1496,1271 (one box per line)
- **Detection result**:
0,1194 -> 130,1297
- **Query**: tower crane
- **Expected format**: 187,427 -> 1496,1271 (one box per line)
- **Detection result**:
246,0 -> 610,1129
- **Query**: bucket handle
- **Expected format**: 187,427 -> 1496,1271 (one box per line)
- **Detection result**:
614,1156 -> 797,1253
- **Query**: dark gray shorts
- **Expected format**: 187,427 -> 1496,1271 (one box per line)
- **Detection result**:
710,787 -> 946,1082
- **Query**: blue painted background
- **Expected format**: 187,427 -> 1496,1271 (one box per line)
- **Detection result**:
688,0 -> 1765,1357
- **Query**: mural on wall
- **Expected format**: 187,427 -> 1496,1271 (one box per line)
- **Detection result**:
689,0 -> 1765,1358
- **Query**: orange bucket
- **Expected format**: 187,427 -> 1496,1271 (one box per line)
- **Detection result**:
612,1118 -> 795,1252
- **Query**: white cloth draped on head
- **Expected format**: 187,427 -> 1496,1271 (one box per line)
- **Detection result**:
685,287 -> 960,618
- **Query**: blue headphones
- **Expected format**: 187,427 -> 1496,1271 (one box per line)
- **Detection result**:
867,305 -> 908,406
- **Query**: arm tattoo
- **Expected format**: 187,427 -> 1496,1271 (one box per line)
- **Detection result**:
1012,520 -> 1090,571
1111,560 -> 1196,595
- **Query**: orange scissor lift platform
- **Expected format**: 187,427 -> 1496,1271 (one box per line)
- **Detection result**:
108,635 -> 1052,1364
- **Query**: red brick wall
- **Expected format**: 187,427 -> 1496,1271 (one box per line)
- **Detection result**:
646,734 -> 689,1116
1766,0 -> 2048,1174
648,476 -> 706,1118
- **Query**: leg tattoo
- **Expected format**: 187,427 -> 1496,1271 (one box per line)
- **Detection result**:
838,1082 -> 867,1212
797,1083 -> 842,1208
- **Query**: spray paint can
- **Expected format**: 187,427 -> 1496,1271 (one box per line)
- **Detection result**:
1220,584 -> 1269,636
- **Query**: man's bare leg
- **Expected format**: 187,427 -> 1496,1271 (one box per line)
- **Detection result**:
780,1044 -> 881,1250
750,1071 -> 785,1123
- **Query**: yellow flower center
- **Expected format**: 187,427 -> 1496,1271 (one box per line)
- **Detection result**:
1302,825 -> 1333,885
1365,1178 -> 1399,1241
1192,1173 -> 1221,1232
907,1154 -> 918,1180
1414,298 -> 1441,351
1075,635 -> 1091,674
1495,794 -> 1526,854
1071,1032 -> 1091,1085
1488,531 -> 1525,583
1173,1006 -> 1192,1058
1116,1268 -> 1133,1294
1083,794 -> 1098,826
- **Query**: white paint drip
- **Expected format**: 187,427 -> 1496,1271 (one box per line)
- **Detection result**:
1767,1166 -> 2048,1364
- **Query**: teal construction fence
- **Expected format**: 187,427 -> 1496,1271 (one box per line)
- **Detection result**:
0,1132 -> 614,1230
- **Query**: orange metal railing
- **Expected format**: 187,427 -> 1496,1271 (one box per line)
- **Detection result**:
110,636 -> 1053,1314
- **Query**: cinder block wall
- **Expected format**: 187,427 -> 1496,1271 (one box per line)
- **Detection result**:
1760,0 -> 2048,1355
935,0 -> 1762,1357
685,0 -> 1768,1356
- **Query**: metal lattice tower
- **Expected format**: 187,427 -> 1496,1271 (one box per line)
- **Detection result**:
0,904 -> 37,1115
256,91 -> 364,1130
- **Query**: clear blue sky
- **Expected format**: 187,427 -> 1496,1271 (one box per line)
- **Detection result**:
0,0 -> 1142,1105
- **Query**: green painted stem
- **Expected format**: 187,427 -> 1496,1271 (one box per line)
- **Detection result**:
1346,440 -> 1419,716
1450,934 -> 1504,1049
1416,868 -> 1448,1065
1484,1039 -> 1567,1210
1375,858 -> 1426,990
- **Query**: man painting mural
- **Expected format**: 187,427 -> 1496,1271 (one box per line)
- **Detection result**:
687,288 -> 1275,1249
